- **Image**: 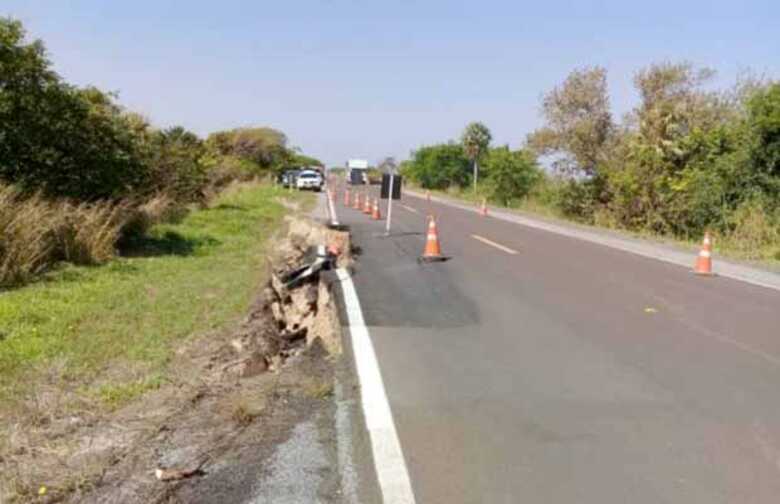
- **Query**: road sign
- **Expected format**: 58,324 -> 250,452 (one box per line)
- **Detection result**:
381,174 -> 402,200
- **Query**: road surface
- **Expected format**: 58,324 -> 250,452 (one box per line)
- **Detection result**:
334,184 -> 780,504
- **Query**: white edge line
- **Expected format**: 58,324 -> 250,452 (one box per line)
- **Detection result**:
336,268 -> 416,504
405,190 -> 780,293
326,188 -> 340,226
401,205 -> 419,214
471,234 -> 518,255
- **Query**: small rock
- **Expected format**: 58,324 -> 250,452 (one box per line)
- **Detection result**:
223,353 -> 268,379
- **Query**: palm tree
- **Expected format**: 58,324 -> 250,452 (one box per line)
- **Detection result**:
461,122 -> 492,192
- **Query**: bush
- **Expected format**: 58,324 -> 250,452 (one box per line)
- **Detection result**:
485,147 -> 540,206
555,178 -> 601,222
719,198 -> 780,259
55,201 -> 127,264
0,187 -> 127,286
404,143 -> 471,189
0,184 -> 189,288
0,19 -> 149,199
119,194 -> 180,244
0,186 -> 58,286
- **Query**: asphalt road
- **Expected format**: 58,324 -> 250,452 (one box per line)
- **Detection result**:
335,184 -> 780,504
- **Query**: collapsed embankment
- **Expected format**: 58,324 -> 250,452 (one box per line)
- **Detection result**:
1,214 -> 350,503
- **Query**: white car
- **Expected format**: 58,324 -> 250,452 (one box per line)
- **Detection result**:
296,170 -> 323,191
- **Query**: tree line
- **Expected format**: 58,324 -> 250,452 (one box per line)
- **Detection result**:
0,18 -> 321,287
401,63 -> 780,260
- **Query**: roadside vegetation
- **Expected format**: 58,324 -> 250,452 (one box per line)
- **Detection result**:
1,18 -> 321,490
0,183 -> 311,407
401,64 -> 780,263
0,183 -> 315,501
0,17 -> 322,288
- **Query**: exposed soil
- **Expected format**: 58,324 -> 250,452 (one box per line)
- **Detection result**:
0,215 -> 351,503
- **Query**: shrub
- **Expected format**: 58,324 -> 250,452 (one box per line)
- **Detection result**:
55,201 -> 127,265
0,184 -> 192,288
0,19 -> 149,200
0,186 -> 58,286
555,178 -> 601,222
119,194 -> 178,243
404,143 -> 471,189
719,198 -> 779,259
485,147 -> 540,206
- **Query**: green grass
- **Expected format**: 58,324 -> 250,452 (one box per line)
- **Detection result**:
94,374 -> 164,410
0,183 -> 312,409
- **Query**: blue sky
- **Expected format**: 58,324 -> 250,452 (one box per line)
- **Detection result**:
4,1 -> 779,166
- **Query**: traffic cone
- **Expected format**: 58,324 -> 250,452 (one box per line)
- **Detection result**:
344,188 -> 350,206
420,215 -> 446,262
371,198 -> 382,220
694,231 -> 714,276
353,192 -> 361,210
480,198 -> 488,217
363,194 -> 372,214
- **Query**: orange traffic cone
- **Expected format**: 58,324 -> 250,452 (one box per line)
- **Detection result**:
344,188 -> 350,206
480,198 -> 488,217
353,192 -> 361,210
371,198 -> 382,220
363,194 -> 372,214
694,231 -> 714,276
420,215 -> 446,262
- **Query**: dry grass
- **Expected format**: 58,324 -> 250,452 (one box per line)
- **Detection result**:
0,186 -> 194,288
0,186 -> 128,287
302,378 -> 334,399
717,200 -> 780,261
121,194 -> 183,240
56,201 -> 128,265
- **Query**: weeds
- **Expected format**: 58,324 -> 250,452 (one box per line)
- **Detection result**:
95,375 -> 164,410
303,380 -> 334,399
231,401 -> 258,426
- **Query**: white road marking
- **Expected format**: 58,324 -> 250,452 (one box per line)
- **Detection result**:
471,234 -> 518,255
326,189 -> 340,226
401,205 -> 419,214
336,269 -> 416,504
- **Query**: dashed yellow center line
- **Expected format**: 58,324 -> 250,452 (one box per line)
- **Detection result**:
471,234 -> 518,255
401,205 -> 419,214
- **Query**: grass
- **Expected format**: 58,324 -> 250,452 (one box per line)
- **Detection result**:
0,182 -> 313,411
94,374 -> 164,410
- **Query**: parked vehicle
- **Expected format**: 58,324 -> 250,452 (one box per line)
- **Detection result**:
347,159 -> 369,185
280,169 -> 300,188
296,170 -> 323,191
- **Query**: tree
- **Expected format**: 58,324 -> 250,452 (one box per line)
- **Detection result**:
526,66 -> 613,177
405,143 -> 470,189
147,126 -> 207,202
461,122 -> 492,192
0,18 -> 150,199
292,153 -> 323,168
485,147 -> 541,206
607,62 -> 742,234
204,127 -> 292,175
747,83 -> 780,186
